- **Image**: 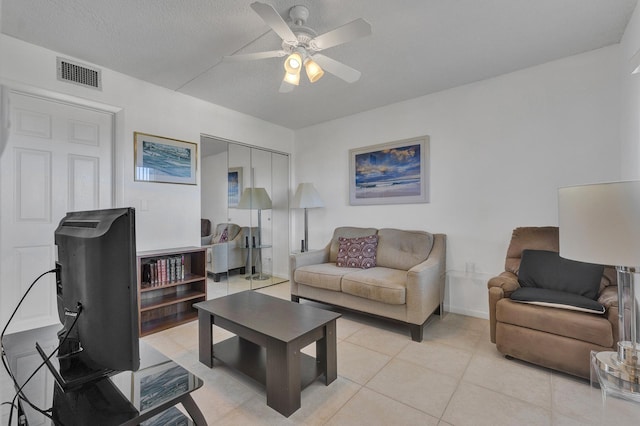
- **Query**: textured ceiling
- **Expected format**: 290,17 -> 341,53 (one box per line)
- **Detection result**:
1,0 -> 637,129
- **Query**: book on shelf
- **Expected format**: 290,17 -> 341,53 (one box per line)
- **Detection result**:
142,263 -> 151,286
141,255 -> 189,288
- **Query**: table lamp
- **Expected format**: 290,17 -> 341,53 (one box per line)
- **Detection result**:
558,181 -> 640,392
238,187 -> 272,280
292,183 -> 324,252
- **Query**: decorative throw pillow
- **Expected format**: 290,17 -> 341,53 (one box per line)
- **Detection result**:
511,287 -> 605,314
217,227 -> 229,243
336,235 -> 378,268
517,249 -> 604,300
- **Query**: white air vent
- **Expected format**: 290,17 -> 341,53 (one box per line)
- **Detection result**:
56,57 -> 102,90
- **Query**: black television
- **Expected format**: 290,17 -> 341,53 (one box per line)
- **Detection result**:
39,207 -> 140,389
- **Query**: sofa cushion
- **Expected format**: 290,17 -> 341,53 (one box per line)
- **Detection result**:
212,223 -> 241,244
329,227 -> 379,262
336,235 -> 378,268
341,267 -> 407,305
294,263 -> 351,292
376,228 -> 434,271
496,297 -> 613,347
518,249 -> 604,300
511,287 -> 605,314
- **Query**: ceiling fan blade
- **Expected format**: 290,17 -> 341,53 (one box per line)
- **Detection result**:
313,54 -> 362,83
250,2 -> 297,44
279,79 -> 295,93
223,50 -> 286,62
310,18 -> 372,51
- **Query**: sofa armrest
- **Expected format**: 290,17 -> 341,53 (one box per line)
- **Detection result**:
289,247 -> 330,295
487,272 -> 519,294
487,272 -> 520,343
203,242 -> 229,273
598,284 -> 618,309
405,234 -> 446,325
290,248 -> 329,269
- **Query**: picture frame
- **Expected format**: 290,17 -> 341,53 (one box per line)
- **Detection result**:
349,136 -> 430,205
228,167 -> 243,208
134,132 -> 197,185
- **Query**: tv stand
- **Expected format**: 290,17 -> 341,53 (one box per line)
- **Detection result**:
35,342 -> 114,391
6,325 -> 207,425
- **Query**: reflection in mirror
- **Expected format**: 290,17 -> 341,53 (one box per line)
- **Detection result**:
201,135 -> 289,298
227,143 -> 252,294
247,148 -> 272,290
271,152 -> 290,287
200,137 -> 232,297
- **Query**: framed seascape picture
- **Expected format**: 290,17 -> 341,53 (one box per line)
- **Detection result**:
134,132 -> 197,185
228,167 -> 243,208
349,136 -> 430,205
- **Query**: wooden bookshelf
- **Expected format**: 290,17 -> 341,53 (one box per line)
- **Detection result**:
137,247 -> 207,336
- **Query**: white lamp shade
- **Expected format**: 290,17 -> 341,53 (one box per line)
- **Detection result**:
284,52 -> 302,74
292,183 -> 324,209
237,187 -> 272,210
283,71 -> 300,86
558,181 -> 640,267
304,58 -> 324,83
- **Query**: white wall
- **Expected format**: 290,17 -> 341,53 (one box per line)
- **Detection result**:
0,34 -> 294,251
294,46 -> 622,318
0,32 -> 628,319
620,2 -> 640,180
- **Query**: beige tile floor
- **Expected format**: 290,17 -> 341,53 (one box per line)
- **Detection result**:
206,269 -> 288,299
142,281 -> 640,425
2,280 -> 640,425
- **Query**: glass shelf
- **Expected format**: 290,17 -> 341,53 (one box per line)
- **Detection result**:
589,350 -> 640,424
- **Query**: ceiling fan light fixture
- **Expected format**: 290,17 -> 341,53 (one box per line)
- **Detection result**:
304,58 -> 324,83
283,70 -> 300,86
284,52 -> 302,74
238,3 -> 371,90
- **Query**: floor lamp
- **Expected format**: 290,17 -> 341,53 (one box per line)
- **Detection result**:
292,183 -> 324,252
559,181 -> 640,393
238,187 -> 272,280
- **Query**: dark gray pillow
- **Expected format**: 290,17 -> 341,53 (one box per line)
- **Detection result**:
517,249 -> 604,300
511,287 -> 605,314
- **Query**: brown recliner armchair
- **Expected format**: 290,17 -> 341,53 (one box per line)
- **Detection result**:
488,226 -> 619,379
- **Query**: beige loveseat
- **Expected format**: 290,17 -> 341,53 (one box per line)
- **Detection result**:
202,223 -> 249,281
290,226 -> 446,341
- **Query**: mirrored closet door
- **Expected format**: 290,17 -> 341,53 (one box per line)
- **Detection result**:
200,136 -> 289,296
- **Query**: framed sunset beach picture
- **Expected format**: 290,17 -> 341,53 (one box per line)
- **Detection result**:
349,136 -> 429,205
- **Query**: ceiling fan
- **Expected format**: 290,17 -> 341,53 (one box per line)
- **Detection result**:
224,2 -> 372,92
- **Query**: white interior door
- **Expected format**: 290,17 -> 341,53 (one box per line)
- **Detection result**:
0,90 -> 114,333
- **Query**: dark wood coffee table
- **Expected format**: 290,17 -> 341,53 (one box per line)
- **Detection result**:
194,291 -> 340,417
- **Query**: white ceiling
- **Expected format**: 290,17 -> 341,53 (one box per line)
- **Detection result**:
1,0 -> 637,129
